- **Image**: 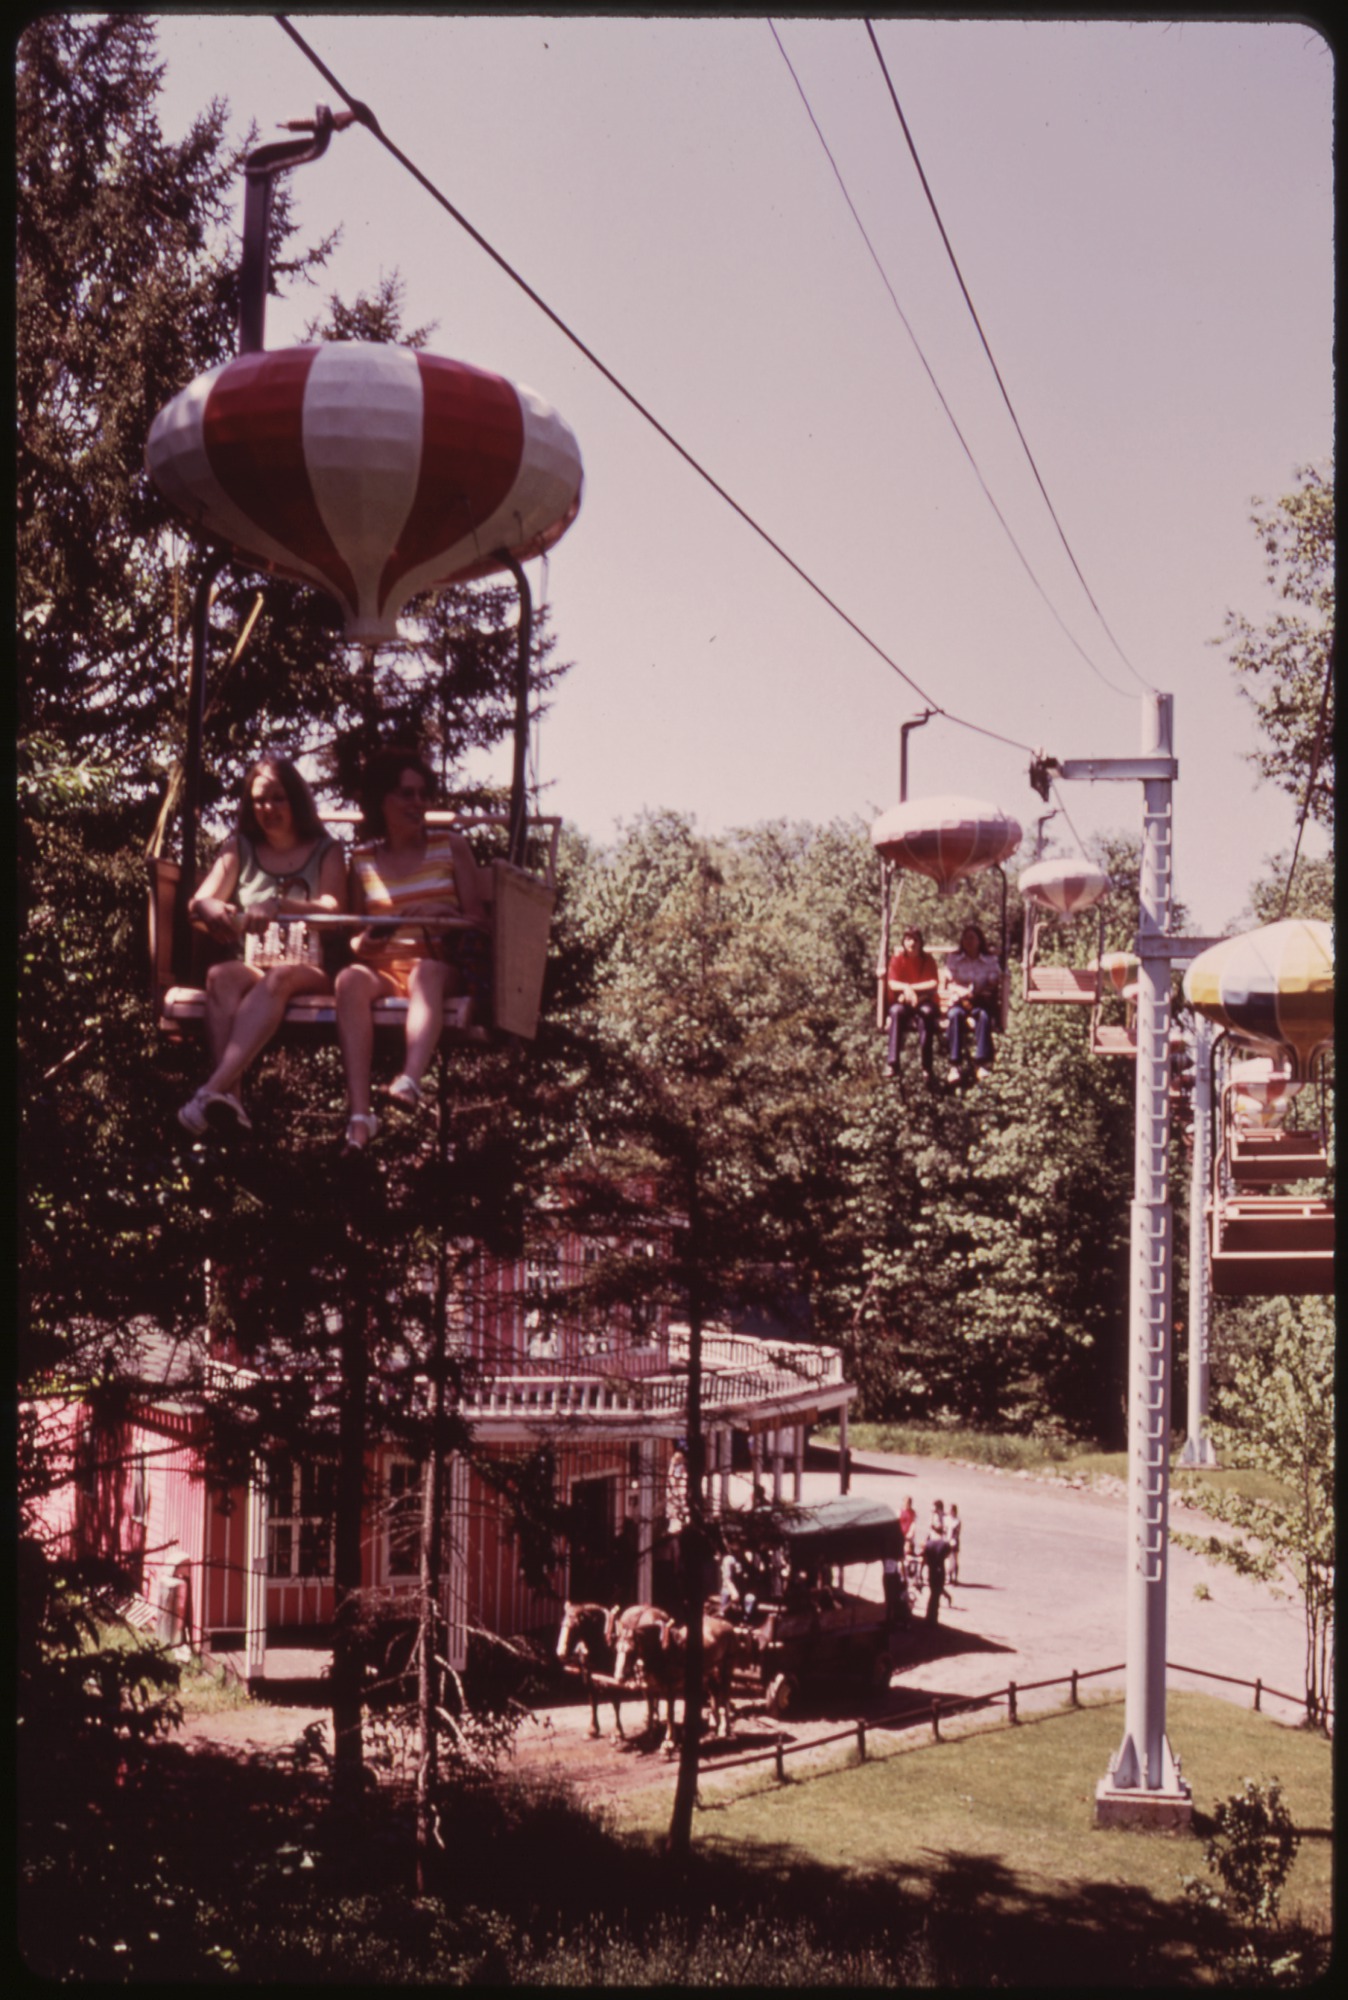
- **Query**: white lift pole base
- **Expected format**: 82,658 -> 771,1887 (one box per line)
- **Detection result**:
1095,1734 -> 1193,1830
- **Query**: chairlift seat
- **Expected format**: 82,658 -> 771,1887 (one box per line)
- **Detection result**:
1226,1127 -> 1330,1186
149,813 -> 559,1044
1209,1193 -> 1335,1296
1023,964 -> 1098,1005
1090,1021 -> 1137,1057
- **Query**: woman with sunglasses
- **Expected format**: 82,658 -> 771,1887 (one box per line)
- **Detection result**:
334,747 -> 490,1150
177,756 -> 345,1136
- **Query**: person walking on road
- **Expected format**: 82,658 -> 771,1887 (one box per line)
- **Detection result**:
922,1526 -> 949,1623
948,1502 -> 962,1585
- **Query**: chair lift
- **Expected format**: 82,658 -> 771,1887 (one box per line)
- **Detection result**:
1220,1051 -> 1329,1187
145,105 -> 581,1053
870,783 -> 1022,1058
149,809 -> 563,1046
1016,850 -> 1140,1056
1206,1062 -> 1335,1298
1086,944 -> 1141,1058
1183,920 -> 1334,1297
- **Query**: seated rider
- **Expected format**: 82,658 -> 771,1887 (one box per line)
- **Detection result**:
944,924 -> 1001,1084
885,926 -> 941,1078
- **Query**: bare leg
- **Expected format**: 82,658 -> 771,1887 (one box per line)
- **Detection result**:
401,959 -> 451,1090
335,963 -> 392,1118
203,963 -> 330,1098
203,961 -> 261,1075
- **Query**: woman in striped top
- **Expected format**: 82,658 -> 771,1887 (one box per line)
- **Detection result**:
334,748 -> 489,1150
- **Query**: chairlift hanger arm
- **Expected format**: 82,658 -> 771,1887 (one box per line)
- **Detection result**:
239,104 -> 356,356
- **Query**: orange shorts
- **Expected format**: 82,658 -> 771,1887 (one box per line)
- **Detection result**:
365,952 -> 425,1000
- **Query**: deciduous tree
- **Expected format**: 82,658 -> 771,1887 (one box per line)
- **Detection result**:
1217,462 -> 1334,831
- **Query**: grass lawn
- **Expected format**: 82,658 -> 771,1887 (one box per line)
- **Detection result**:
826,1422 -> 1291,1507
627,1693 -> 1331,1986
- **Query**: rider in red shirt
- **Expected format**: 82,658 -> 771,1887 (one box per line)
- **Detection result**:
885,927 -> 941,1078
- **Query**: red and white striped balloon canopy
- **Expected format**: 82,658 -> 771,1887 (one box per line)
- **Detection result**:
1088,950 -> 1140,996
1228,1054 -> 1299,1131
146,343 -> 583,643
1017,855 -> 1110,917
870,795 -> 1021,895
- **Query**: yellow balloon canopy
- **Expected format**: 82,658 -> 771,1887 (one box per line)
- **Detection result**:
1184,919 -> 1334,1080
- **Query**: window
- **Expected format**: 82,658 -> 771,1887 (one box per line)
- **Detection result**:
628,1295 -> 656,1349
130,1451 -> 150,1526
266,1455 -> 335,1579
386,1460 -> 421,1579
579,1240 -> 614,1356
523,1245 -> 561,1358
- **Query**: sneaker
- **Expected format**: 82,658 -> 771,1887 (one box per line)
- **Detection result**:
946,1064 -> 961,1085
975,1065 -> 991,1083
177,1089 -> 211,1136
203,1090 -> 252,1133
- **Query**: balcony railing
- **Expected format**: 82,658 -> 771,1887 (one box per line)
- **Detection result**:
457,1328 -> 848,1426
193,1328 -> 850,1430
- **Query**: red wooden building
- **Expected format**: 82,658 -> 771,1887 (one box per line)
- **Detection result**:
27,1225 -> 854,1684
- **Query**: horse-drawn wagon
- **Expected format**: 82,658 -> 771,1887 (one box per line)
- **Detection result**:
722,1495 -> 911,1716
554,1497 -> 911,1745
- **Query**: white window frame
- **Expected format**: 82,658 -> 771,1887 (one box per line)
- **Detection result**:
266,1454 -> 335,1580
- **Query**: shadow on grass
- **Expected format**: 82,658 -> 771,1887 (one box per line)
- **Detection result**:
21,1710 -> 1328,1987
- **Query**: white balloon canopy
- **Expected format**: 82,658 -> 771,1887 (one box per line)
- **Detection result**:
146,342 -> 584,643
1017,855 -> 1110,917
870,795 -> 1021,895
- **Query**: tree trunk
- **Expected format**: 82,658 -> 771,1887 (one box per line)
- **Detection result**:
416,1224 -> 450,1888
331,1222 -> 370,1810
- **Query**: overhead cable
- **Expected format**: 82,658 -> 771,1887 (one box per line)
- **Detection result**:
769,20 -> 1132,702
274,14 -> 1038,763
864,18 -> 1154,696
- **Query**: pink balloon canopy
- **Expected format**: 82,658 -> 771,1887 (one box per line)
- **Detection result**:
146,343 -> 583,643
870,795 -> 1022,894
1017,855 -> 1110,917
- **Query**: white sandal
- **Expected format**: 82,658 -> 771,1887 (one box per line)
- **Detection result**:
386,1073 -> 423,1112
343,1112 -> 380,1151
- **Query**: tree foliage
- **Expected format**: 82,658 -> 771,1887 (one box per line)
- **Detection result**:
1173,1299 -> 1333,1730
551,811 -> 1147,1445
1218,462 -> 1334,831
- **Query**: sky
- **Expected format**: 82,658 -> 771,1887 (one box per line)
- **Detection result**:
150,12 -> 1334,936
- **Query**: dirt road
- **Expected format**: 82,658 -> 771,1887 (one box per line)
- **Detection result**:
178,1448 -> 1312,1807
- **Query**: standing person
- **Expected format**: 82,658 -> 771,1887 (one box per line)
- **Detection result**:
898,1494 -> 917,1555
177,756 -> 345,1136
882,1552 -> 910,1623
944,923 -> 1002,1084
334,748 -> 491,1151
885,927 -> 942,1078
665,1439 -> 691,1538
662,1439 -> 693,1614
921,1525 -> 949,1624
948,1502 -> 962,1585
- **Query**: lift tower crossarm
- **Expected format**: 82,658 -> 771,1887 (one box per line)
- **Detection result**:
1054,755 -> 1179,783
1134,934 -> 1229,964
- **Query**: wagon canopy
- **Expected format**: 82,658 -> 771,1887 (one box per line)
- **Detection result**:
772,1497 -> 905,1566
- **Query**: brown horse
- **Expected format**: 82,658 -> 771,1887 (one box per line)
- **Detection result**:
556,1601 -> 629,1739
607,1603 -> 675,1737
627,1613 -> 744,1753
